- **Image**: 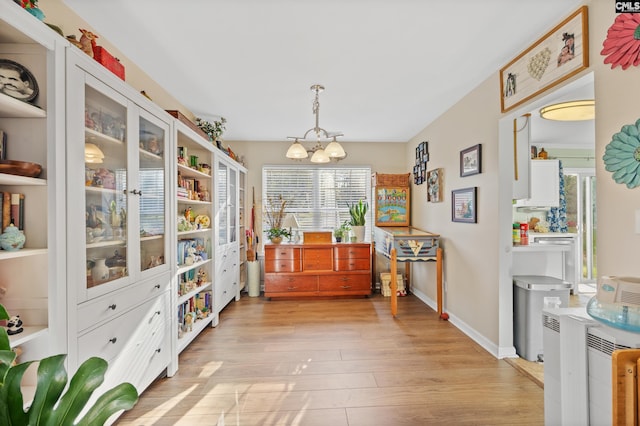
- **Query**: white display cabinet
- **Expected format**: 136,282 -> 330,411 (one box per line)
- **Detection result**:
65,47 -> 172,392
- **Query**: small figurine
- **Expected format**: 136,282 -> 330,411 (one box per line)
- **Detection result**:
184,246 -> 197,266
184,312 -> 194,332
6,315 -> 24,335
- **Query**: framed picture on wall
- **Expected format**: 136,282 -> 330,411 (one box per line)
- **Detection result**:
460,144 -> 481,177
375,186 -> 410,227
451,187 -> 477,223
427,168 -> 443,202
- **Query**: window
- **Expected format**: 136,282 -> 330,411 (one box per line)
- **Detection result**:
262,165 -> 372,235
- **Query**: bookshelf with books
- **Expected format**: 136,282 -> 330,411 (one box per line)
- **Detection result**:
0,1 -> 67,369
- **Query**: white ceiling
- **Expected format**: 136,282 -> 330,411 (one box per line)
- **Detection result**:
62,0 -> 588,144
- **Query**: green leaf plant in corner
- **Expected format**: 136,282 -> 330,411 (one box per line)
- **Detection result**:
0,303 -> 139,426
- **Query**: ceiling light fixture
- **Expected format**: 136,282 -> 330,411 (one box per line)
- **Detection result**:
84,143 -> 105,164
286,84 -> 347,163
539,100 -> 595,121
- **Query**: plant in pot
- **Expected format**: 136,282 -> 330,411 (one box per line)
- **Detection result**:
264,195 -> 290,244
333,221 -> 351,243
347,199 -> 369,242
0,302 -> 139,424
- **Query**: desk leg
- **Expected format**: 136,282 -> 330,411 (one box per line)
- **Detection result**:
391,248 -> 398,317
437,247 -> 448,320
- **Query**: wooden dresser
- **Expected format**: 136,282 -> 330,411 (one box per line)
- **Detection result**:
264,243 -> 372,298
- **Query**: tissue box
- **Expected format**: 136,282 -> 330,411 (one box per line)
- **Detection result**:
93,47 -> 125,80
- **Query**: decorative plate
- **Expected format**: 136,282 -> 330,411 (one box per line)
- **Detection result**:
603,118 -> 640,188
195,214 -> 210,228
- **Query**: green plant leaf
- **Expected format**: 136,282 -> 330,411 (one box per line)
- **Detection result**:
44,357 -> 108,425
0,360 -> 33,426
0,305 -> 8,322
27,354 -> 68,426
76,382 -> 138,426
0,328 -> 11,352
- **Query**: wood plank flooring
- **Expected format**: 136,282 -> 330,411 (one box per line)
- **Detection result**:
117,294 -> 544,425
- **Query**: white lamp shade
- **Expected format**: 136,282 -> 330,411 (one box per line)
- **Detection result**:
539,100 -> 595,121
310,148 -> 330,163
282,213 -> 300,229
85,143 -> 105,163
324,140 -> 346,158
286,141 -> 309,159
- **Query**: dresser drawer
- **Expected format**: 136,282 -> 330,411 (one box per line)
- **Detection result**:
319,274 -> 371,292
265,259 -> 301,273
334,258 -> 371,271
78,272 -> 171,332
265,246 -> 301,261
78,292 -> 168,364
334,246 -> 370,259
264,275 -> 318,292
303,248 -> 333,271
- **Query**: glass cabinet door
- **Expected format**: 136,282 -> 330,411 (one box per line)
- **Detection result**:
229,167 -> 237,244
218,160 -> 228,246
84,84 -> 129,290
138,114 -> 167,272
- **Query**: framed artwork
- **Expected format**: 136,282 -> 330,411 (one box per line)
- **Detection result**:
0,59 -> 39,103
499,6 -> 588,113
451,187 -> 477,223
375,186 -> 410,227
460,144 -> 481,177
427,168 -> 443,202
413,141 -> 428,184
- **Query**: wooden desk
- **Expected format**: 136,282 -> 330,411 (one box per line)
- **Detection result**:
373,226 -> 443,317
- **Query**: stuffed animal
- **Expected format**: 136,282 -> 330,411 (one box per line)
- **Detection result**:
184,246 -> 197,266
6,315 -> 24,335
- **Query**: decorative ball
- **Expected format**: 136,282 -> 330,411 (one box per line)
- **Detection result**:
0,224 -> 26,251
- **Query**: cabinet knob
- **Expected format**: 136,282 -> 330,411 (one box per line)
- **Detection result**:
109,337 -> 117,344
108,304 -> 117,310
287,287 -> 297,291
129,189 -> 143,196
341,285 -> 352,289
154,284 -> 161,289
155,348 -> 162,353
341,277 -> 350,281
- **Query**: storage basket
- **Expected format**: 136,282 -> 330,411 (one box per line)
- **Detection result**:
372,173 -> 410,187
380,272 -> 405,297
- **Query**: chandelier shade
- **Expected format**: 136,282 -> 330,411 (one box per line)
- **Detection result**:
286,84 -> 347,163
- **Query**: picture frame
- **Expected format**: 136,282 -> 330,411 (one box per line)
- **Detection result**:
375,186 -> 410,227
0,58 -> 39,103
427,168 -> 443,203
499,6 -> 588,113
460,144 -> 481,177
413,141 -> 428,185
451,187 -> 477,223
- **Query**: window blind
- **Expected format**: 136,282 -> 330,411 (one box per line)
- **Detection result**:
262,165 -> 372,234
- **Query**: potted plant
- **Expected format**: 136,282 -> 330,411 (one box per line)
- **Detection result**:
347,199 -> 369,242
195,116 -> 227,143
0,303 -> 139,424
333,221 -> 351,243
264,195 -> 290,244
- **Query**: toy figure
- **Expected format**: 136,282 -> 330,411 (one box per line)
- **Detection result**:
6,315 -> 23,335
184,312 -> 194,332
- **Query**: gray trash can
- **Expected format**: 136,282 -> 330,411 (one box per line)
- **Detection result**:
513,275 -> 571,362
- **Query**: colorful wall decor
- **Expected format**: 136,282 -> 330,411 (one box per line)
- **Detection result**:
603,118 -> 640,188
601,13 -> 640,70
413,141 -> 428,185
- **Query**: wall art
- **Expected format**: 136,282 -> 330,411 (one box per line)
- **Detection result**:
413,141 -> 428,185
603,118 -> 640,189
427,168 -> 443,202
460,144 -> 482,177
601,13 -> 640,70
499,6 -> 588,113
451,187 -> 477,223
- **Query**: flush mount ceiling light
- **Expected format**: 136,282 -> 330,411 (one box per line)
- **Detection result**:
539,100 -> 595,121
286,84 -> 347,163
84,143 -> 105,164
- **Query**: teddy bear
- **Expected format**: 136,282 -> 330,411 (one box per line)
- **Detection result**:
6,315 -> 24,335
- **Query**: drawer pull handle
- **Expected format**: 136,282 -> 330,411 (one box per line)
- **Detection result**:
108,304 -> 117,310
156,348 -> 162,353
287,287 -> 297,291
130,189 -> 142,196
109,337 -> 117,344
341,277 -> 350,281
153,310 -> 161,317
341,285 -> 352,289
154,284 -> 161,289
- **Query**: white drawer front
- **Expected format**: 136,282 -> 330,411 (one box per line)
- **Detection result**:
78,272 -> 171,332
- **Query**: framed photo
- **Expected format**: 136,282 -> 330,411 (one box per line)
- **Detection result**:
427,168 -> 443,202
375,186 -> 410,227
413,141 -> 429,185
460,144 -> 481,177
499,6 -> 588,113
452,187 -> 477,223
0,59 -> 39,103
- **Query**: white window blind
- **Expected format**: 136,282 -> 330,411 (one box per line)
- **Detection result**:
262,165 -> 372,235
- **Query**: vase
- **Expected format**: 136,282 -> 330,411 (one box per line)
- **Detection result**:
91,258 -> 109,283
351,226 -> 365,243
270,236 -> 283,244
0,224 -> 26,251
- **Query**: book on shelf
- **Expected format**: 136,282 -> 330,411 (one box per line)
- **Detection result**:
1,192 -> 25,231
0,130 -> 5,160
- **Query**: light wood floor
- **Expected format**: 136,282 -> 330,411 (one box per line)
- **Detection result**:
117,294 -> 544,425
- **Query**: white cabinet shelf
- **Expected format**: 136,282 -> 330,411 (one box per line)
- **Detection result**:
0,174 -> 46,186
0,248 -> 47,260
0,92 -> 46,118
8,326 -> 47,348
177,315 -> 213,353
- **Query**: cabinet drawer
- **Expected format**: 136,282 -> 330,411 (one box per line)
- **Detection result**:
334,246 -> 370,259
265,246 -> 301,262
78,273 -> 171,332
78,293 -> 167,364
303,248 -> 333,271
334,258 -> 371,271
265,259 -> 301,273
319,274 -> 371,292
264,275 -> 318,292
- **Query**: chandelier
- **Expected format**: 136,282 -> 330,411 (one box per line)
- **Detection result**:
286,84 -> 347,163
